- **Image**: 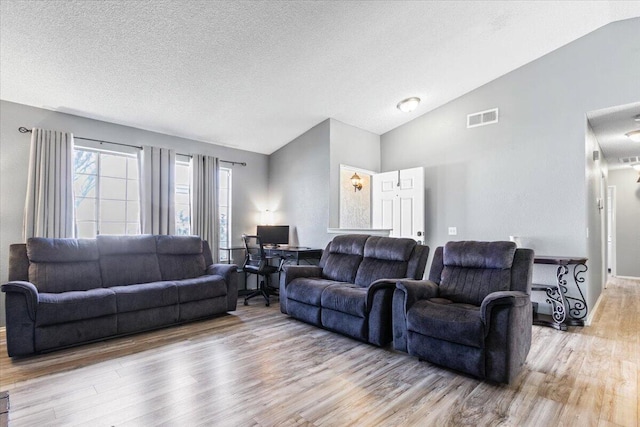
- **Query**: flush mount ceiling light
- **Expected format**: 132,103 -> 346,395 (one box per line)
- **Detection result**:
397,97 -> 421,113
625,129 -> 640,142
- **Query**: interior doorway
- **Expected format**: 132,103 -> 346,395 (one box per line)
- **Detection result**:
606,185 -> 617,284
371,167 -> 425,243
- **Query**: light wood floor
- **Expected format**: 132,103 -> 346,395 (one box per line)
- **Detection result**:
0,277 -> 638,426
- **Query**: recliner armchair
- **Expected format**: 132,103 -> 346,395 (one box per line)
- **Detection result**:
393,241 -> 534,383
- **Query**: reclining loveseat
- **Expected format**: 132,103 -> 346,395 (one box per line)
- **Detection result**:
279,234 -> 429,346
2,234 -> 238,357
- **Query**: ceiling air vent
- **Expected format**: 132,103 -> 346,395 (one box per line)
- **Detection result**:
620,156 -> 640,164
467,108 -> 499,128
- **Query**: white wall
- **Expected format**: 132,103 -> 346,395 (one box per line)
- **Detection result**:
0,100 -> 269,326
379,18 -> 640,312
608,168 -> 640,277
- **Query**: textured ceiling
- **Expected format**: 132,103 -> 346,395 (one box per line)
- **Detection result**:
2,1 -> 639,155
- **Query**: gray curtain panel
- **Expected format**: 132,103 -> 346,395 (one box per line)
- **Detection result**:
139,146 -> 176,235
191,154 -> 219,261
23,128 -> 75,239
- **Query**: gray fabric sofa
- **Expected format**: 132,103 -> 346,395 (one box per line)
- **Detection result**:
1,235 -> 238,357
392,241 -> 534,383
280,234 -> 429,346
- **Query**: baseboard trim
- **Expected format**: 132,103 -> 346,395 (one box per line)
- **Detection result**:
585,293 -> 604,326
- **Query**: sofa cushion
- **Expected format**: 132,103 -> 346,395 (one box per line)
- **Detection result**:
36,288 -> 117,327
439,267 -> 513,306
157,235 -> 206,280
320,285 -> 367,317
443,241 -> 516,269
352,237 -> 416,287
27,238 -> 100,262
97,234 -> 157,255
97,235 -> 162,287
287,278 -> 347,306
363,236 -> 416,261
157,235 -> 203,255
320,234 -> 368,283
176,275 -> 227,303
110,281 -> 178,313
354,259 -> 409,287
407,299 -> 484,348
438,241 -> 516,306
27,238 -> 103,293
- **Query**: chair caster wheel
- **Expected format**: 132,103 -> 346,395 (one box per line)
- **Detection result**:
266,302 -> 270,307
244,300 -> 248,306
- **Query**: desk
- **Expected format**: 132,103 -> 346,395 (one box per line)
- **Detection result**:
532,255 -> 588,331
263,246 -> 323,266
219,246 -> 245,264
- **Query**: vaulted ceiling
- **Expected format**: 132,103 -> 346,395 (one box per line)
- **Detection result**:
1,1 -> 639,154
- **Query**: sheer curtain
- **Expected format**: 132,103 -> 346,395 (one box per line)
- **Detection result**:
191,154 -> 219,261
23,128 -> 75,239
138,146 -> 176,235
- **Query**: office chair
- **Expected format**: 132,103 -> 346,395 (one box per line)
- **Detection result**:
242,234 -> 279,306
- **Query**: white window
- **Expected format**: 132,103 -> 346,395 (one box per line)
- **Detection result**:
218,167 -> 232,261
175,158 -> 191,235
73,149 -> 140,238
172,163 -> 232,261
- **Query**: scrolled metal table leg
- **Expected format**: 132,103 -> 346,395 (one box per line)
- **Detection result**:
564,262 -> 588,325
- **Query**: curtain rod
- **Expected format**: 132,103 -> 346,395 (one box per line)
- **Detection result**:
18,127 -> 247,166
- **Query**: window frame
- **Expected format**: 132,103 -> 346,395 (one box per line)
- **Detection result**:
175,156 -> 192,236
218,166 -> 232,261
73,147 -> 140,237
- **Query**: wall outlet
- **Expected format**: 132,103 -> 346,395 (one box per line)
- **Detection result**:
448,227 -> 457,236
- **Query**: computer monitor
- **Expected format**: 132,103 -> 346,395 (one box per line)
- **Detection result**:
257,225 -> 289,246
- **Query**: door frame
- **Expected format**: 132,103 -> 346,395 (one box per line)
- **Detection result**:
606,185 -> 617,282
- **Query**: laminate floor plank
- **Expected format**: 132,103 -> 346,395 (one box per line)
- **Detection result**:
0,277 -> 638,426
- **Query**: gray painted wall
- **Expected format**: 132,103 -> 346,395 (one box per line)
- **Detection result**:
329,119 -> 381,228
608,168 -> 640,277
268,118 -> 379,248
585,122 -> 608,307
268,120 -> 331,248
380,18 -> 640,313
0,100 -> 269,326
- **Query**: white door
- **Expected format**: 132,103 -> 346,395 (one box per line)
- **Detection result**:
372,167 -> 425,243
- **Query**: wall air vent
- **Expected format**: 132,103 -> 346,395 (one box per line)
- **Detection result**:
620,156 -> 640,164
467,108 -> 499,128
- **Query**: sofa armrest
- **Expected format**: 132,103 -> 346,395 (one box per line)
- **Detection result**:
395,279 -> 439,312
1,281 -> 38,321
206,264 -> 239,311
366,279 -> 398,310
2,281 -> 38,356
280,265 -> 322,286
365,279 -> 400,346
392,279 -> 439,352
207,263 -> 237,281
480,290 -> 530,324
481,290 -> 532,383
279,265 -> 323,314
